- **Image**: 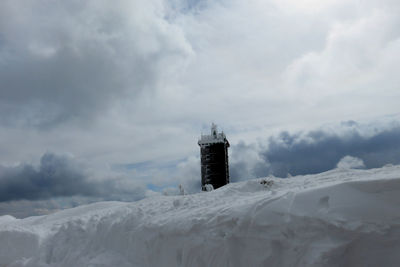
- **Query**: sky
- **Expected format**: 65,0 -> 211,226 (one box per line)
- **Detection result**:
1,0 -> 400,217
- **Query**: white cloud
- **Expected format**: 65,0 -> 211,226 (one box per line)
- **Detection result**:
337,156 -> 365,169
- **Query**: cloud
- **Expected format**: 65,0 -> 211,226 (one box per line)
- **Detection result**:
229,141 -> 270,182
0,154 -> 93,201
1,0 -> 400,164
0,153 -> 147,202
336,156 -> 365,169
262,125 -> 400,177
0,0 -> 191,127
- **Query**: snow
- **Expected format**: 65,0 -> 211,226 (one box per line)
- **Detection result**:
1,165 -> 400,266
198,123 -> 228,146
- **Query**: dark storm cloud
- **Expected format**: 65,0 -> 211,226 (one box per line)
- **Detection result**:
0,0 -> 190,127
262,126 -> 400,177
0,154 -> 95,201
0,153 -> 146,202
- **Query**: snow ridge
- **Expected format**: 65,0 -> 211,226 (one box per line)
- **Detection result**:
1,165 -> 400,266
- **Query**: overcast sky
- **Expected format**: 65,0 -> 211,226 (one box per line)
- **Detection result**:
1,0 -> 400,217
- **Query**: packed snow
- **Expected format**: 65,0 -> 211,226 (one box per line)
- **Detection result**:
1,165 -> 400,266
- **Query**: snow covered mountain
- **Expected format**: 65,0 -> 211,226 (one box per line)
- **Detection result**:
1,165 -> 400,267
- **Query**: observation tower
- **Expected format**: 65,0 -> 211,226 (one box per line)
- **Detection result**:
198,124 -> 230,191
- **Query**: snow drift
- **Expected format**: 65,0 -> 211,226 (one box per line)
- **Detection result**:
1,165 -> 400,266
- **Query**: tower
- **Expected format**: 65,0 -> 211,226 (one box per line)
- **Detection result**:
198,123 -> 230,191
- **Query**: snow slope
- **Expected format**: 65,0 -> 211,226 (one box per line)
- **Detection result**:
1,165 -> 400,267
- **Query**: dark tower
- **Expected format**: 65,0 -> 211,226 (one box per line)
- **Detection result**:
198,123 -> 230,191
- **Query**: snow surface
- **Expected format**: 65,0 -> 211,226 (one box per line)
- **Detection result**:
1,165 -> 400,266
